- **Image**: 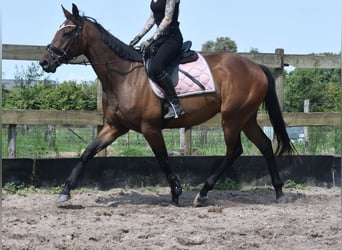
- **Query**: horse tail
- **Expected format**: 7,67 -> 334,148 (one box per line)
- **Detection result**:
260,64 -> 294,156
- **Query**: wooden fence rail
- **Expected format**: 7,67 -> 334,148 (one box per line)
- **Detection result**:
2,44 -> 341,156
3,44 -> 341,68
2,110 -> 340,127
2,110 -> 104,126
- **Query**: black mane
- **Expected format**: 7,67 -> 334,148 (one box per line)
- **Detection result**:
83,16 -> 143,63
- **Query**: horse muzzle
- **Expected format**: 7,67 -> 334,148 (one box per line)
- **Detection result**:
39,54 -> 58,73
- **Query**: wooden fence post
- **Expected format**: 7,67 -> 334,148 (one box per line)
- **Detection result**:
274,48 -> 285,111
8,125 -> 17,158
179,128 -> 185,153
180,128 -> 192,156
184,128 -> 192,156
304,99 -> 310,154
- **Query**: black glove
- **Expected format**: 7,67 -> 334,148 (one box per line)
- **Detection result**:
140,38 -> 154,53
129,35 -> 141,47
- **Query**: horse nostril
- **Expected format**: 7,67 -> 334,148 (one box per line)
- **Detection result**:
39,59 -> 50,71
39,60 -> 47,67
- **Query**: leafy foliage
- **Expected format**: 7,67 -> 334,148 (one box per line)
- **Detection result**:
215,178 -> 240,190
284,67 -> 341,112
284,180 -> 308,190
201,37 -> 237,52
2,183 -> 65,195
2,63 -> 97,111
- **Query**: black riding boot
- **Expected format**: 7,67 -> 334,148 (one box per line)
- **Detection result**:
156,72 -> 184,119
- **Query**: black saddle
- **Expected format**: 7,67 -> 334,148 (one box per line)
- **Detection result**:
145,41 -> 199,86
179,41 -> 198,64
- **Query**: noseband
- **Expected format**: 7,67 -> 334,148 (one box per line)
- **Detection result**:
46,19 -> 84,65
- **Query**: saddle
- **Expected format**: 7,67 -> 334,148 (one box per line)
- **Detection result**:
178,41 -> 199,64
144,41 -> 200,87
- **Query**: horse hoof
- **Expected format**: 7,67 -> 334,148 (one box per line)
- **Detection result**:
276,191 -> 285,200
193,192 -> 208,207
170,200 -> 180,207
171,184 -> 182,206
56,194 -> 71,203
276,194 -> 289,204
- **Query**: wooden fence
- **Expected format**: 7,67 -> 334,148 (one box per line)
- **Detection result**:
2,44 -> 341,156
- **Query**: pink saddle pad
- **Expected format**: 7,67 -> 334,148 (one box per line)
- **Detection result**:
149,53 -> 216,98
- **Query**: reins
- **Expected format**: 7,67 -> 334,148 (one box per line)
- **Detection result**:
66,59 -> 144,76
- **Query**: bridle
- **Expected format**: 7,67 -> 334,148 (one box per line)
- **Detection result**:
45,17 -> 144,75
46,18 -> 84,66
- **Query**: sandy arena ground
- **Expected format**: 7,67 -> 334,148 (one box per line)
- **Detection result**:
2,186 -> 341,250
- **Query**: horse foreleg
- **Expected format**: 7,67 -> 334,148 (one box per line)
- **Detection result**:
57,124 -> 127,202
142,127 -> 182,205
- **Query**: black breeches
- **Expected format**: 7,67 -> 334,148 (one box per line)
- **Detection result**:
149,33 -> 182,80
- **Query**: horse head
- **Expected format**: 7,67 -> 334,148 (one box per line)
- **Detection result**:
40,4 -> 85,73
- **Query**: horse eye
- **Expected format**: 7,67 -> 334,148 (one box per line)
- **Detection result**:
63,31 -> 72,37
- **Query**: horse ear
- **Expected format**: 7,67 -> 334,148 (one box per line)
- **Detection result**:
72,3 -> 81,20
61,5 -> 72,19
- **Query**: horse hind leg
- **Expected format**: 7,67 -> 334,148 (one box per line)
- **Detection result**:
243,119 -> 284,199
194,123 -> 243,207
57,124 -> 128,202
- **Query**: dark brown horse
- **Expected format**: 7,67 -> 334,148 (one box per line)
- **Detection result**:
40,4 -> 294,206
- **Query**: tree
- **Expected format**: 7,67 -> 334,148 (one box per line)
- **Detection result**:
47,81 -> 97,110
14,62 -> 46,88
4,63 -> 50,109
2,62 -> 97,111
201,37 -> 237,52
284,67 -> 341,112
283,53 -> 341,155
249,47 -> 259,53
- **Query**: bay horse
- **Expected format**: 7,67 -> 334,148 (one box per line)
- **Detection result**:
40,4 -> 294,206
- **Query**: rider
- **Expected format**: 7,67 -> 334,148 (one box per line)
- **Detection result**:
129,0 -> 184,119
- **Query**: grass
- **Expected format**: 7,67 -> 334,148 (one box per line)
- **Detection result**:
181,183 -> 201,192
2,126 -> 90,158
181,178 -> 241,192
2,126 -> 260,158
215,178 -> 241,190
2,125 -> 341,158
283,179 -> 308,190
2,183 -> 64,196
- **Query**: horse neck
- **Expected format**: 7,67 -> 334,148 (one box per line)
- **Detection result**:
85,43 -> 131,87
82,24 -> 136,92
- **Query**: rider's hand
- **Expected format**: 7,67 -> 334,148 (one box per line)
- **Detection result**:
129,35 -> 142,47
140,38 -> 154,52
